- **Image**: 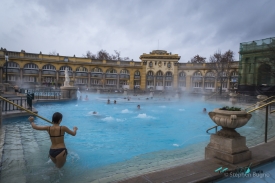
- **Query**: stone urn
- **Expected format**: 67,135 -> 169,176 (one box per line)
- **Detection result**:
208,108 -> 252,138
205,108 -> 252,164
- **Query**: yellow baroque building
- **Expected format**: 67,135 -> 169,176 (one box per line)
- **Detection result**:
0,48 -> 239,93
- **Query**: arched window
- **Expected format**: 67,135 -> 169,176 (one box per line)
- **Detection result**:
106,69 -> 117,73
179,72 -> 185,77
60,66 -> 72,71
205,72 -> 215,77
24,63 -> 38,69
147,71 -> 154,76
76,67 -> 88,72
134,71 -> 140,75
194,71 -> 202,76
4,61 -> 19,68
91,68 -> 102,73
149,61 -> 153,67
219,71 -> 227,77
42,64 -> 56,70
156,71 -> 163,76
231,71 -> 238,76
120,69 -> 129,74
166,72 -> 172,76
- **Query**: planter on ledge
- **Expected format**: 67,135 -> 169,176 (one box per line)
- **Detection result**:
205,108 -> 252,164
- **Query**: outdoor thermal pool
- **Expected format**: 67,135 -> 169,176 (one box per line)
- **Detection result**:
1,93 -> 274,183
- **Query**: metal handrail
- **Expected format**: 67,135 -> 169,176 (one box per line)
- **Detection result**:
206,125 -> 218,134
205,92 -> 218,101
247,100 -> 275,113
0,95 -> 52,124
244,96 -> 275,110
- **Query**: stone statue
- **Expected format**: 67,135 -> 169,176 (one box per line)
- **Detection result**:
64,67 -> 70,87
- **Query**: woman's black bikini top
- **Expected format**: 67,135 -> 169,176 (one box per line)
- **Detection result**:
49,126 -> 64,137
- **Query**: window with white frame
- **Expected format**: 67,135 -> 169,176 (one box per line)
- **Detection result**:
23,76 -> 35,82
206,72 -> 215,77
179,72 -> 185,77
147,71 -> 154,76
8,75 -> 17,81
194,82 -> 202,87
147,81 -> 154,86
76,78 -> 87,84
120,80 -> 128,85
231,71 -> 238,76
134,81 -> 140,86
42,64 -> 56,70
120,69 -> 129,74
156,71 -> 163,76
43,77 -> 55,83
24,63 -> 38,69
205,82 -> 214,88
91,68 -> 102,73
165,81 -> 172,86
60,66 -> 72,71
194,71 -> 202,76
179,81 -> 186,87
219,72 -> 227,77
222,82 -> 227,89
5,62 -> 19,68
76,67 -> 88,72
91,79 -> 100,84
106,80 -> 116,85
156,81 -> 163,86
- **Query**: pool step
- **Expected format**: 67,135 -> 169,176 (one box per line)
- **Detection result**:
0,125 -> 27,183
20,126 -> 51,183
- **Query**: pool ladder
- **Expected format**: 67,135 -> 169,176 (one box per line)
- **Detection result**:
206,99 -> 275,143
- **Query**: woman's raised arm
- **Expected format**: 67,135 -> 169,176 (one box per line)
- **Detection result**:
63,126 -> 78,136
29,116 -> 49,131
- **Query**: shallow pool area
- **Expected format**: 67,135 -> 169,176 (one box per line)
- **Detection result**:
1,93 -> 275,182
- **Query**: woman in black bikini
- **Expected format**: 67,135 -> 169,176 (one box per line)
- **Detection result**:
29,112 -> 78,168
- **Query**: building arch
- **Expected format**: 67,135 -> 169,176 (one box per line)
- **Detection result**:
24,63 -> 38,69
42,64 -> 56,70
106,68 -> 117,74
76,66 -> 88,72
60,66 -> 72,71
4,61 -> 20,68
91,67 -> 103,73
120,69 -> 129,74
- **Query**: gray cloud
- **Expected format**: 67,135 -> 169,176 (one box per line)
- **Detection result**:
1,0 -> 274,62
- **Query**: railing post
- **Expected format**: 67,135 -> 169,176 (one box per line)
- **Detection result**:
265,105 -> 268,143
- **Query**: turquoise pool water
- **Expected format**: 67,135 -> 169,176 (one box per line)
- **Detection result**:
1,93 -> 253,182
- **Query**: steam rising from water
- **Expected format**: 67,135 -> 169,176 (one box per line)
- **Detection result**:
121,109 -> 132,113
101,116 -> 125,122
135,113 -> 155,119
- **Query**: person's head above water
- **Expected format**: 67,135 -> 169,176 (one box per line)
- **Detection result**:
137,105 -> 140,109
52,112 -> 63,124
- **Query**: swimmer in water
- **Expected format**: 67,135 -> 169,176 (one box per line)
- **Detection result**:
203,108 -> 207,112
137,105 -> 140,109
114,100 -> 116,104
107,99 -> 110,104
85,95 -> 89,101
29,112 -> 78,168
92,111 -> 97,114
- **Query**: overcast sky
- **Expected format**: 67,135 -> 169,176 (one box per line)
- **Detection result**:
1,0 -> 275,62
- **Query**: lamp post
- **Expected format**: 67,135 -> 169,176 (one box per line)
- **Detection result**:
5,53 -> 9,83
